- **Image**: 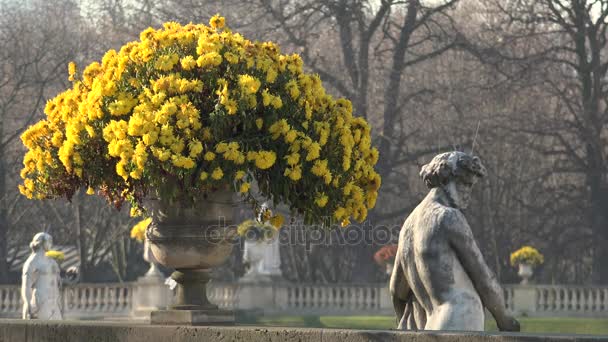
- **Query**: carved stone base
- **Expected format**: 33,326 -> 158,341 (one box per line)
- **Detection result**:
170,269 -> 216,310
150,309 -> 235,325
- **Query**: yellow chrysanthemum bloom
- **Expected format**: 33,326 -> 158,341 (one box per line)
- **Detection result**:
254,151 -> 276,170
211,167 -> 224,180
130,218 -> 151,243
68,62 -> 77,82
46,250 -> 65,262
239,182 -> 250,193
269,214 -> 284,228
209,14 -> 225,29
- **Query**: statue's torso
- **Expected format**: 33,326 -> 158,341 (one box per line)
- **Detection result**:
399,197 -> 483,330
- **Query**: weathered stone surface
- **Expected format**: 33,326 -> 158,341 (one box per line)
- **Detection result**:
390,152 -> 519,332
150,309 -> 234,325
0,320 -> 607,342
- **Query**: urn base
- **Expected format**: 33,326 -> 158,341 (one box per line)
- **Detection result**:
150,309 -> 235,325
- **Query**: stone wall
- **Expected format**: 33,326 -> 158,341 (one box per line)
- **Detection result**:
0,320 -> 607,342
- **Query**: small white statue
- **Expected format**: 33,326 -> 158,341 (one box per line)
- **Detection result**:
21,232 -> 63,320
242,236 -> 282,280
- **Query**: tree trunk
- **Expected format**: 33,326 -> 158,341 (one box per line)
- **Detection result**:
0,121 -> 10,283
589,170 -> 608,284
74,197 -> 88,282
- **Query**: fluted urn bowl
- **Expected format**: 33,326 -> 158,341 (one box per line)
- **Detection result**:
144,190 -> 236,312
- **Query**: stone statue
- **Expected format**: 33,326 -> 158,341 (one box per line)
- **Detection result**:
21,232 -> 63,320
242,236 -> 282,281
390,152 -> 519,332
240,202 -> 282,282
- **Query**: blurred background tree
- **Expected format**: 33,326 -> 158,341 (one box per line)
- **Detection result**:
0,0 -> 605,284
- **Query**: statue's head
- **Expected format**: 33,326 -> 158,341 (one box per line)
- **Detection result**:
420,151 -> 486,209
29,232 -> 53,252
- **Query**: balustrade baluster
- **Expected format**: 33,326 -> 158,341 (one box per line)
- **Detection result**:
593,288 -> 600,312
549,288 -> 556,312
104,287 -> 112,312
8,290 -> 16,313
295,286 -> 300,308
112,287 -> 118,312
3,288 -> 9,312
78,287 -> 89,312
535,288 -> 542,311
573,288 -> 580,312
86,288 -> 94,312
316,287 -> 323,309
1,289 -> 8,312
118,287 -> 126,312
96,287 -> 103,311
287,286 -> 293,308
362,288 -> 369,310
126,286 -> 133,311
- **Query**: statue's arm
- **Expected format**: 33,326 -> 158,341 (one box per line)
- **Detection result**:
444,210 -> 519,331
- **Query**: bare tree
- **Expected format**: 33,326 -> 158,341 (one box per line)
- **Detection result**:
0,0 -> 83,282
478,0 -> 608,283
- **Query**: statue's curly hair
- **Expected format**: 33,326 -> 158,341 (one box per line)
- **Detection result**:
29,232 -> 52,252
419,151 -> 486,189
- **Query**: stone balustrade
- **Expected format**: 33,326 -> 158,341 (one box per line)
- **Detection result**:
62,283 -> 133,319
1,282 -> 607,320
283,283 -> 385,314
505,284 -> 608,317
0,283 -> 133,319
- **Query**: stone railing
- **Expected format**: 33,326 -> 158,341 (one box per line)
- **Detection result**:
283,283 -> 386,314
208,282 -> 239,310
504,284 -> 608,317
0,286 -> 22,317
62,283 -> 133,319
0,283 -> 133,319
2,281 -> 607,319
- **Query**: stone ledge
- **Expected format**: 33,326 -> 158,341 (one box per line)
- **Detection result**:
0,319 -> 607,342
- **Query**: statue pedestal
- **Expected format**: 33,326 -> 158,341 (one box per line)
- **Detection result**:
238,237 -> 284,313
236,279 -> 287,313
132,264 -> 171,319
511,285 -> 537,316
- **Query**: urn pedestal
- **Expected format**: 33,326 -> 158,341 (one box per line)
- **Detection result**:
145,191 -> 236,325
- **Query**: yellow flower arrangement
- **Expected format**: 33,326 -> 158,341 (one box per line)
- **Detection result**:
130,217 -> 151,242
510,246 -> 544,266
19,15 -> 381,226
45,250 -> 65,263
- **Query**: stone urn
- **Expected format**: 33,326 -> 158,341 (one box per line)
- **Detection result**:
517,263 -> 533,285
144,190 -> 237,325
